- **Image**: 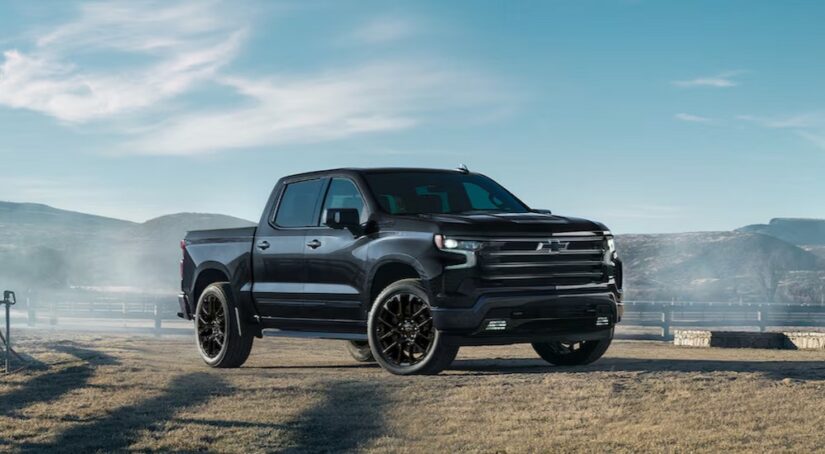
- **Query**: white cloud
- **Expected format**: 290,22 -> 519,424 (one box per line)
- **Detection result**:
672,71 -> 744,88
675,113 -> 712,123
738,112 -> 825,150
0,1 -> 508,155
127,61 -> 504,155
0,1 -> 246,122
347,17 -> 415,44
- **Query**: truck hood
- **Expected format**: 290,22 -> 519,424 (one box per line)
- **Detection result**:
414,212 -> 608,237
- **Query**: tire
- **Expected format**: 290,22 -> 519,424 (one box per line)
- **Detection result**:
194,283 -> 253,368
367,279 -> 458,375
531,333 -> 613,366
345,341 -> 375,362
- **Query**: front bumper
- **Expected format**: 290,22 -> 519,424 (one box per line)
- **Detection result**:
431,291 -> 621,346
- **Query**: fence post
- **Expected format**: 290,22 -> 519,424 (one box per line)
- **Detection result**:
26,294 -> 35,327
757,309 -> 766,332
154,304 -> 162,335
661,310 -> 671,339
49,300 -> 57,326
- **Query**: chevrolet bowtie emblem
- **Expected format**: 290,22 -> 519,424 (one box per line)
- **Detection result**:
536,239 -> 569,253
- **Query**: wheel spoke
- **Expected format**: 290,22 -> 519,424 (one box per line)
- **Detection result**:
380,329 -> 397,340
372,291 -> 435,368
196,292 -> 228,360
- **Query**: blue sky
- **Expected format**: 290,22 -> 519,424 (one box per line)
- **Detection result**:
0,0 -> 823,233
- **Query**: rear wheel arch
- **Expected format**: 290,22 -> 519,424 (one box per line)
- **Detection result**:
192,266 -> 231,305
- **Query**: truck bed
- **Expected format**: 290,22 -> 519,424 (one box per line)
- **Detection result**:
185,226 -> 256,243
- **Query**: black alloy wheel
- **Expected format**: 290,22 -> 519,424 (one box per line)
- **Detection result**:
194,283 -> 254,368
374,292 -> 435,366
531,335 -> 612,366
368,279 -> 458,375
197,290 -> 227,359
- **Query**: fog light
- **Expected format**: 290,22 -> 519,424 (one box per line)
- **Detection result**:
485,320 -> 507,331
596,316 -> 610,326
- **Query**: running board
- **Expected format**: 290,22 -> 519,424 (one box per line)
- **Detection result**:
260,329 -> 368,341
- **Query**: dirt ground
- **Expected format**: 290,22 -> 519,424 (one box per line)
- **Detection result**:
1,331 -> 824,453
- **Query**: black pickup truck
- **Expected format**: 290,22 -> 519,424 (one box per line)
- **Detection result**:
179,167 -> 623,375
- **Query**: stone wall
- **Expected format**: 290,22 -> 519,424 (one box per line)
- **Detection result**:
673,330 -> 825,350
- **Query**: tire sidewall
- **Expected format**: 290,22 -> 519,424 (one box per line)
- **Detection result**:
367,279 -> 446,375
194,284 -> 232,367
345,340 -> 375,362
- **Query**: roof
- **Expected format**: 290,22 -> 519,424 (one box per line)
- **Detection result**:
283,167 -> 472,180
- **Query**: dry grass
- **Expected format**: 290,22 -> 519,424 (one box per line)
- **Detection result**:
1,331 -> 824,453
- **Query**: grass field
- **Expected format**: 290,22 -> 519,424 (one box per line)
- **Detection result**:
1,332 -> 824,453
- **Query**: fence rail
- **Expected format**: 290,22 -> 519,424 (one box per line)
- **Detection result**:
621,301 -> 825,339
15,291 -> 181,334
11,291 -> 825,338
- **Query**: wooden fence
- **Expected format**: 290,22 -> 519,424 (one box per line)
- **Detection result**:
13,291 -> 825,338
621,301 -> 825,339
17,290 -> 182,335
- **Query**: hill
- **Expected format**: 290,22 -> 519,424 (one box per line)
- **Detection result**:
738,218 -> 825,246
0,201 -> 253,292
616,231 -> 825,303
2,201 -> 824,303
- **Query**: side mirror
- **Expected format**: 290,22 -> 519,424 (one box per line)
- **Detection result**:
533,209 -> 552,215
3,291 -> 15,305
324,208 -> 361,231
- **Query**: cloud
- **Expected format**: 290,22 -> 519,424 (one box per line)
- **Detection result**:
126,61 -> 505,155
0,2 -> 508,155
675,113 -> 712,123
672,71 -> 744,88
738,112 -> 825,150
346,17 -> 415,44
0,1 -> 246,122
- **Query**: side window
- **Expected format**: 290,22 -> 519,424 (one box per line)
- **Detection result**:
274,179 -> 326,227
321,178 -> 366,223
463,182 -> 504,210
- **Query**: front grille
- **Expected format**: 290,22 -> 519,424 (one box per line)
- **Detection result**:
477,233 -> 607,288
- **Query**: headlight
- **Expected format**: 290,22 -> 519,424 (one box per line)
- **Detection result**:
605,236 -> 617,260
434,235 -> 482,251
434,235 -> 480,269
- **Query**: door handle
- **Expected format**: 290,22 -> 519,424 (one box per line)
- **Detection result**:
306,239 -> 322,249
256,240 -> 270,250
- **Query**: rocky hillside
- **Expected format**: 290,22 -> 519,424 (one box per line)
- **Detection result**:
617,231 -> 825,303
738,218 -> 825,246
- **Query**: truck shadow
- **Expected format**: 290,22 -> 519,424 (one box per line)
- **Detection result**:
450,357 -> 825,381
282,380 -> 390,453
249,363 -> 378,370
18,372 -> 228,453
0,342 -> 118,419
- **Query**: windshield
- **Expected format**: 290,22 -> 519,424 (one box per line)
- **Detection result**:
364,171 -> 530,215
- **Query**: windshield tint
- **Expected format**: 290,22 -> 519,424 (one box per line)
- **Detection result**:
364,172 -> 529,215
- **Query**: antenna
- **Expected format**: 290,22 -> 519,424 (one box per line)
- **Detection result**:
456,164 -> 470,174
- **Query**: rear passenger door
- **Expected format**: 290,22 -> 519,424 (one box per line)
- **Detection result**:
252,178 -> 326,319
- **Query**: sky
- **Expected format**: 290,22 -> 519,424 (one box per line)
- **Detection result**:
0,0 -> 823,233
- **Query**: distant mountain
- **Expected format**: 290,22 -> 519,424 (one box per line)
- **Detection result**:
616,231 -> 825,303
2,201 -> 824,303
0,201 -> 253,292
738,218 -> 825,246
